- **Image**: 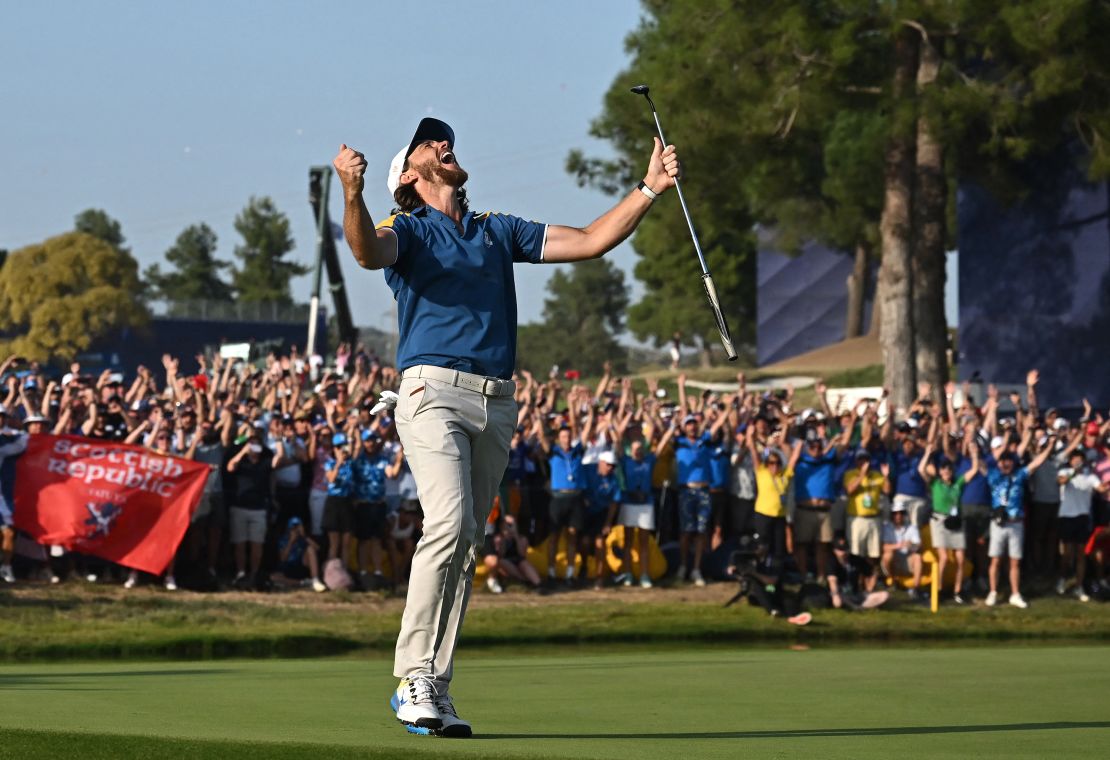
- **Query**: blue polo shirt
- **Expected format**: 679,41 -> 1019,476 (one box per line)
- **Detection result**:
957,455 -> 992,506
549,442 -> 585,490
675,433 -> 712,484
891,449 -> 928,497
352,452 -> 389,503
622,453 -> 656,503
795,449 -> 839,501
586,469 -> 622,514
709,441 -> 730,490
378,206 -> 546,380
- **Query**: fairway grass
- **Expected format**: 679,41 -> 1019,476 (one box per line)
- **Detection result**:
3,582 -> 1110,661
1,647 -> 1108,759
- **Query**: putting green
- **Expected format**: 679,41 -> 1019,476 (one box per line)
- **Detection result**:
1,646 -> 1107,759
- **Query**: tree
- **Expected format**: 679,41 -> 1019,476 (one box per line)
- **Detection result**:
230,197 -> 307,305
568,0 -> 890,364
0,232 -> 148,361
144,223 -> 234,306
516,258 -> 629,376
574,0 -> 1110,401
74,208 -> 128,254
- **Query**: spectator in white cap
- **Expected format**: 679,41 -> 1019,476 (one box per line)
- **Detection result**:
880,499 -> 922,594
1055,440 -> 1108,602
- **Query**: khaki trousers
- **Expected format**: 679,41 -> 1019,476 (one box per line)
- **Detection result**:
392,370 -> 516,686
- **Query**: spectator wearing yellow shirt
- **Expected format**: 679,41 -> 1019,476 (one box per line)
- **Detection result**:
747,426 -> 801,570
843,450 -> 891,591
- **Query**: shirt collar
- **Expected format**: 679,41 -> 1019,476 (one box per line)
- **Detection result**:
411,204 -> 472,227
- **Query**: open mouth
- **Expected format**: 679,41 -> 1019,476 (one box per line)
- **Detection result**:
440,149 -> 455,165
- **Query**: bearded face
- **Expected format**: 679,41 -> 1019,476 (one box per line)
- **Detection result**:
413,154 -> 468,188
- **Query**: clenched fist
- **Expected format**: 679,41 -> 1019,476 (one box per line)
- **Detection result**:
334,144 -> 368,195
643,137 -> 681,195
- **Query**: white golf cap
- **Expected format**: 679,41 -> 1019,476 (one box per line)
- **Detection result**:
990,435 -> 1005,449
385,117 -> 455,195
598,451 -> 618,466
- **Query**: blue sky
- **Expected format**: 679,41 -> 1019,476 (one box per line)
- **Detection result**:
1,0 -> 958,342
1,0 -> 646,333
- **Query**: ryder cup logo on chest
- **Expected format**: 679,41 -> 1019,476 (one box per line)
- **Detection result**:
484,230 -> 493,248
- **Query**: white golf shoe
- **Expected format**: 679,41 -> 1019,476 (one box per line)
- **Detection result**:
434,691 -> 473,738
390,675 -> 442,734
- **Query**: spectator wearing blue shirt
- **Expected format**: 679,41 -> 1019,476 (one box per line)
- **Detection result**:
537,415 -> 593,586
0,408 -> 29,584
658,409 -> 731,586
708,433 -> 732,552
272,517 -> 326,592
793,421 -> 852,582
336,117 -> 681,736
956,428 -> 994,593
583,451 -> 622,589
352,431 -> 403,590
984,428 -> 1054,609
889,425 -> 931,526
615,437 -> 663,588
322,433 -> 355,570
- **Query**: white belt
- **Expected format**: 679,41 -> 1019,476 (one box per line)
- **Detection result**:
402,365 -> 516,398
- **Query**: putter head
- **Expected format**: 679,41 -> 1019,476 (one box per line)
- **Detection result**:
630,85 -> 650,96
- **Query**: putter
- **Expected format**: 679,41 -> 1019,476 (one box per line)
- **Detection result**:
630,84 -> 738,361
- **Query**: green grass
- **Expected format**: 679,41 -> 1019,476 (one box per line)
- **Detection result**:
0,585 -> 1101,662
3,583 -> 1110,662
2,647 -> 1109,759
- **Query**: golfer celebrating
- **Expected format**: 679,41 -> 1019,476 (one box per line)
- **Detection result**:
334,118 -> 680,738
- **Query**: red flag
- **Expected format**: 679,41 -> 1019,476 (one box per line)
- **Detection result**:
13,434 -> 210,574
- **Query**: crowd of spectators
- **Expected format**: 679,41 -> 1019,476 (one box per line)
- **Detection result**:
1,349 -> 1109,613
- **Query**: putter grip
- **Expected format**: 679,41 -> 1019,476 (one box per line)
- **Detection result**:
702,274 -> 738,362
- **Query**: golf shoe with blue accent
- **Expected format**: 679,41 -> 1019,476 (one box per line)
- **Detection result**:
390,675 -> 442,735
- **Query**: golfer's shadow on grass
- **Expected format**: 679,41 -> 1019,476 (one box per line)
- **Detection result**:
480,720 -> 1110,740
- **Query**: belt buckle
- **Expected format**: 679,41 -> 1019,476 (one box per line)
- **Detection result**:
455,373 -> 481,393
483,378 -> 501,396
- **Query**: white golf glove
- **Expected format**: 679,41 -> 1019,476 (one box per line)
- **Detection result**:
369,390 -> 399,416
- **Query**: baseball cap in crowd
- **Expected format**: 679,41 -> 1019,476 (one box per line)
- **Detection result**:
598,451 -> 618,466
683,414 -> 698,425
332,432 -> 348,447
1053,418 -> 1069,431
891,501 -> 908,513
990,435 -> 1005,449
22,415 -> 49,426
360,429 -> 379,442
386,117 -> 456,195
280,414 -> 294,426
287,516 -> 302,530
1086,422 -> 1101,436
854,449 -> 870,462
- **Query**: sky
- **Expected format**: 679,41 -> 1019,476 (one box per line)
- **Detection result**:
0,0 -> 647,334
0,0 -> 958,342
